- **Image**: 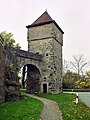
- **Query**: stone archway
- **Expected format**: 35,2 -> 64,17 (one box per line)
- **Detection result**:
24,64 -> 41,94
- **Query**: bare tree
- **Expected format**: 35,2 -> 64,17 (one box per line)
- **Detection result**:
70,55 -> 89,76
63,60 -> 70,73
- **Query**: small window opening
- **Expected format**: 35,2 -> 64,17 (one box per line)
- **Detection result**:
36,52 -> 39,54
46,53 -> 48,56
44,77 -> 46,79
50,74 -> 52,76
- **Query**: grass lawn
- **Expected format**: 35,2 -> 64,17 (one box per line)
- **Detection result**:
37,93 -> 90,120
0,96 -> 43,120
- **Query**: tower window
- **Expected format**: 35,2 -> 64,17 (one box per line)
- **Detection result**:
46,53 -> 48,56
44,77 -> 46,79
36,52 -> 39,54
50,74 -> 52,76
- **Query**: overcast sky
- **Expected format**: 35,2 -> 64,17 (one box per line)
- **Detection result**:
0,0 -> 90,62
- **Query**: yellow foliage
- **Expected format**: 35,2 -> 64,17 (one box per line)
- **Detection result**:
75,80 -> 90,88
80,82 -> 86,86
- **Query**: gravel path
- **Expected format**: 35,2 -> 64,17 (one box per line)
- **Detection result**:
22,93 -> 63,120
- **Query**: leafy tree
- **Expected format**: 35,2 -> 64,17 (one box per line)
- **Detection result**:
63,70 -> 79,89
86,70 -> 90,79
0,31 -> 21,49
85,70 -> 90,87
63,70 -> 90,89
63,55 -> 90,89
75,80 -> 90,89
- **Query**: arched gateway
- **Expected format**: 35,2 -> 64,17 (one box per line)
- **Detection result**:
23,64 -> 41,93
0,11 -> 64,103
17,11 -> 64,94
16,49 -> 42,94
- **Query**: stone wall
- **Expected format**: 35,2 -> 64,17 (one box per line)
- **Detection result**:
0,44 -> 43,102
4,46 -> 20,101
0,44 -> 5,103
0,45 -> 21,103
27,23 -> 63,93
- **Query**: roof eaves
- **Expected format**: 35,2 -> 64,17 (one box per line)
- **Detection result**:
26,20 -> 64,34
53,21 -> 64,34
26,20 -> 53,28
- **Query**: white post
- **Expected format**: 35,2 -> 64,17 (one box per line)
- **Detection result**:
76,93 -> 79,104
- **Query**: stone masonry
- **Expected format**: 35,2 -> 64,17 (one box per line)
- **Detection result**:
0,44 -> 21,103
0,44 -> 5,103
0,11 -> 64,101
26,11 -> 64,93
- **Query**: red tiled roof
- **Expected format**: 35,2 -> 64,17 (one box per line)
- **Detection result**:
32,11 -> 53,25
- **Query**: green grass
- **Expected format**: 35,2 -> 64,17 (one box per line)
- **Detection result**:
37,93 -> 90,120
0,96 -> 43,120
1,93 -> 90,120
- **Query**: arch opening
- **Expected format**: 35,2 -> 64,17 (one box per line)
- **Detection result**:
21,64 -> 41,94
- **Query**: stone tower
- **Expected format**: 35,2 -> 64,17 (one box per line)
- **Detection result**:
26,11 -> 64,93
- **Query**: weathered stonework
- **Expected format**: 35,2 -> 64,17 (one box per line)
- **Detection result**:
4,46 -> 21,101
0,44 -> 5,103
0,11 -> 64,100
26,12 -> 64,93
0,45 -> 21,102
16,49 -> 43,94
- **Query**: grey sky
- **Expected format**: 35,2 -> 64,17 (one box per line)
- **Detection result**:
0,0 -> 90,61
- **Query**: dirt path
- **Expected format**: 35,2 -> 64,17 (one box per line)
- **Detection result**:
22,93 -> 63,120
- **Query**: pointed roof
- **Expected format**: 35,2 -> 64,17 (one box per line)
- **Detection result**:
26,11 -> 64,34
32,11 -> 53,25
